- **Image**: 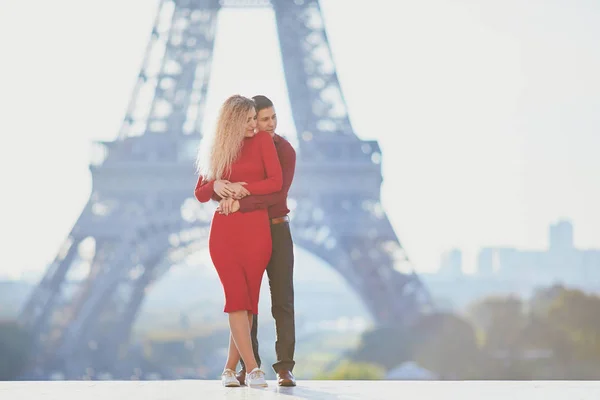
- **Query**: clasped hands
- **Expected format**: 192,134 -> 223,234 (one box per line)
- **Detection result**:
214,180 -> 249,215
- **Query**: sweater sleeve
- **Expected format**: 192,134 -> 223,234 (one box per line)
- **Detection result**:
238,139 -> 295,212
194,175 -> 216,203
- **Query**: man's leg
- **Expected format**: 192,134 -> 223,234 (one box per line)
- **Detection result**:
268,222 -> 296,382
251,314 -> 261,367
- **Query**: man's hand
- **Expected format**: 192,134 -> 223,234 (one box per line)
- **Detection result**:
217,198 -> 240,215
227,182 -> 250,199
214,180 -> 233,198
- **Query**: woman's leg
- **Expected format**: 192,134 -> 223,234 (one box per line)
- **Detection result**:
225,312 -> 254,371
227,310 -> 258,372
224,333 -> 240,371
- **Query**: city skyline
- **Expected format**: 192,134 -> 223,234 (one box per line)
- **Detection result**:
438,219 -> 600,280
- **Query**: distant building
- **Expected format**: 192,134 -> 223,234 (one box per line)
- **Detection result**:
438,249 -> 463,277
476,220 -> 600,287
549,220 -> 574,251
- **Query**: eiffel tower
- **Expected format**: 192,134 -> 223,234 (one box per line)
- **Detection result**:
19,0 -> 432,378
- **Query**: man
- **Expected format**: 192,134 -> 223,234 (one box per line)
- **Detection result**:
218,95 -> 297,387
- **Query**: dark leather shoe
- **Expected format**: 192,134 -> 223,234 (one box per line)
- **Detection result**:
236,369 -> 246,386
277,370 -> 296,387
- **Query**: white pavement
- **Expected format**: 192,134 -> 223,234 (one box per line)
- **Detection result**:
2,380 -> 600,399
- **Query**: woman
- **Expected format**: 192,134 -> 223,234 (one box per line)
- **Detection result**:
194,95 -> 282,387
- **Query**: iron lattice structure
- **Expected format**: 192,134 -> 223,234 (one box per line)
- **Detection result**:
19,0 -> 432,378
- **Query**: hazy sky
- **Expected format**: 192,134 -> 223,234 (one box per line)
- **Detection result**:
0,0 -> 599,280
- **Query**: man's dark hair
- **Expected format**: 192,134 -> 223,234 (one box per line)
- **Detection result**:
252,95 -> 274,113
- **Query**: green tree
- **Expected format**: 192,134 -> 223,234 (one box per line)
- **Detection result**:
315,360 -> 385,380
467,295 -> 526,353
529,284 -> 567,318
349,324 -> 412,369
411,312 -> 481,379
545,288 -> 600,362
0,320 -> 32,380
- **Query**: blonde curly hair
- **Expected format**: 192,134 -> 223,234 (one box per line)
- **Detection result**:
197,95 -> 255,180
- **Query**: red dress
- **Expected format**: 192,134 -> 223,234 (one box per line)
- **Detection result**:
194,131 -> 283,314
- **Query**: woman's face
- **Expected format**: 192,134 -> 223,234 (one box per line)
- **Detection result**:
244,107 -> 257,137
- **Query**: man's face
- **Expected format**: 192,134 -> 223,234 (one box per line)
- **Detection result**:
256,106 -> 277,135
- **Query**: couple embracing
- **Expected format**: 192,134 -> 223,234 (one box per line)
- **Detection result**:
194,95 -> 297,388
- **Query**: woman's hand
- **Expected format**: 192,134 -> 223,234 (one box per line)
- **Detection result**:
227,182 -> 250,199
217,198 -> 240,215
213,180 -> 233,198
